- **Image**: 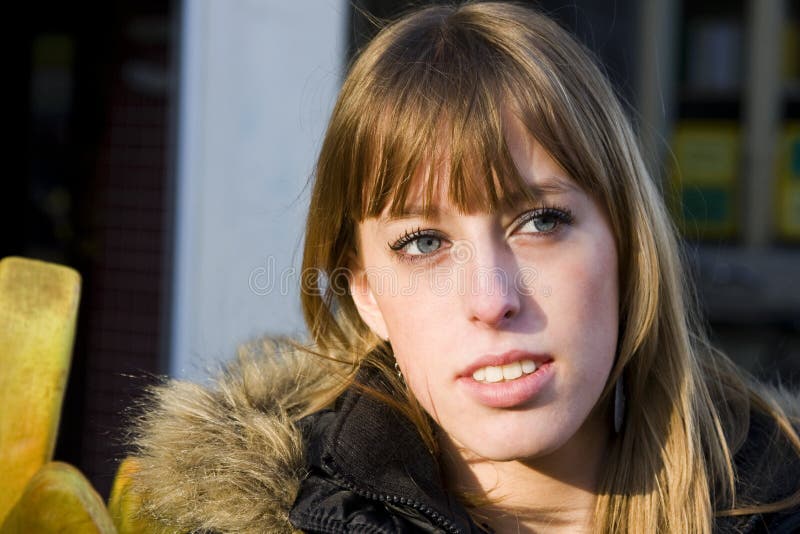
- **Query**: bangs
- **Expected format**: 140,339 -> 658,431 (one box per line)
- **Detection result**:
349,19 -> 543,220
361,92 -> 537,219
335,5 -> 612,224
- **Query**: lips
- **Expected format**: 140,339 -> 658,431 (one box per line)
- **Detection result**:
460,350 -> 552,378
457,350 -> 554,408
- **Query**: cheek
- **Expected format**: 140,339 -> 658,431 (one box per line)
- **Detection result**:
374,295 -> 452,406
370,266 -> 458,334
374,291 -> 446,359
569,248 -> 617,325
543,236 -> 619,363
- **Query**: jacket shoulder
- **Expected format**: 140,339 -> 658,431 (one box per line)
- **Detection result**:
717,386 -> 800,533
127,337 -> 337,534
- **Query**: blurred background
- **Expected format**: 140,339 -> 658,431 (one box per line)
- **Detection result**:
4,0 -> 799,499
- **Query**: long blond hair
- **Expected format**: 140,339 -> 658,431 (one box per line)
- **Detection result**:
298,2 -> 800,532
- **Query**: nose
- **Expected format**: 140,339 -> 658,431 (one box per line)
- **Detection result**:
462,239 -> 521,328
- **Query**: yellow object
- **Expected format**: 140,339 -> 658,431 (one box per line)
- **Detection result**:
776,123 -> 800,239
0,461 -> 116,534
0,256 -> 81,522
671,121 -> 741,239
108,457 -> 168,533
0,257 -> 127,532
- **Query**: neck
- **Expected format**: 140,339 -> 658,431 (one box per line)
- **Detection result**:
440,411 -> 611,534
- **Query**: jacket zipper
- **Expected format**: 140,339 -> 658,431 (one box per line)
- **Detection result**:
326,468 -> 463,534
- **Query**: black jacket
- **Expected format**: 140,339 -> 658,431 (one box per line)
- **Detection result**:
290,373 -> 800,533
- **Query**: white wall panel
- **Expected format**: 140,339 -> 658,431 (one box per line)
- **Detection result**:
171,0 -> 346,380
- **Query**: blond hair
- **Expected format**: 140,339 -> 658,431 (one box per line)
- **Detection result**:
299,2 -> 800,532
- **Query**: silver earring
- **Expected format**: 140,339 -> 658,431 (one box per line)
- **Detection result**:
394,361 -> 403,380
614,375 -> 626,433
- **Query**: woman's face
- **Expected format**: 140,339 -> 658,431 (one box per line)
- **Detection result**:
350,118 -> 619,462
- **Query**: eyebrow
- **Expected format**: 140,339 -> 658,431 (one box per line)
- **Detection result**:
380,175 -> 576,222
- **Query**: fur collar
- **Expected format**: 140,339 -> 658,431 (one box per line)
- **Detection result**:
129,338 -> 336,533
128,338 -> 800,533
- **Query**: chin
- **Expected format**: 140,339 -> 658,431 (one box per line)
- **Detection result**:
457,432 -> 566,463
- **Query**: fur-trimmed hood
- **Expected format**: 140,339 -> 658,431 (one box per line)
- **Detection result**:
129,338 -> 336,533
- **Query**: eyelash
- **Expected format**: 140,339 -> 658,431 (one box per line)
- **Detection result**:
515,204 -> 574,234
387,204 -> 575,264
388,227 -> 444,253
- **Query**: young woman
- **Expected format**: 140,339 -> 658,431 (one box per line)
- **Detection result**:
129,3 -> 800,533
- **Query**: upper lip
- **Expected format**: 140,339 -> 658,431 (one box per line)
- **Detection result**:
459,350 -> 552,377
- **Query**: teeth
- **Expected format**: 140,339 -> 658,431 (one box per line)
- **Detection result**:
471,359 -> 538,383
484,366 -> 503,383
501,362 -> 522,380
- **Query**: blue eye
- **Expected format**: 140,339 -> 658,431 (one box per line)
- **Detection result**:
515,206 -> 574,235
406,235 -> 442,255
389,229 -> 446,259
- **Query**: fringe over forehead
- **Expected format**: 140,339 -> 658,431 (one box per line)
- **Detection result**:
326,2 -> 621,221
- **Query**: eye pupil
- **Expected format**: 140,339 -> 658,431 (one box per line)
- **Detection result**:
533,215 -> 557,232
417,237 -> 441,253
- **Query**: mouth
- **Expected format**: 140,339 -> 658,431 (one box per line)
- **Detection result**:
471,359 -> 537,383
457,350 -> 554,408
461,350 -> 552,382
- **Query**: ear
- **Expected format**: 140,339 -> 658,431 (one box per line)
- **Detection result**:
349,267 -> 389,341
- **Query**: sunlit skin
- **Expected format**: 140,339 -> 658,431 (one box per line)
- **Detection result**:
350,117 -> 619,532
